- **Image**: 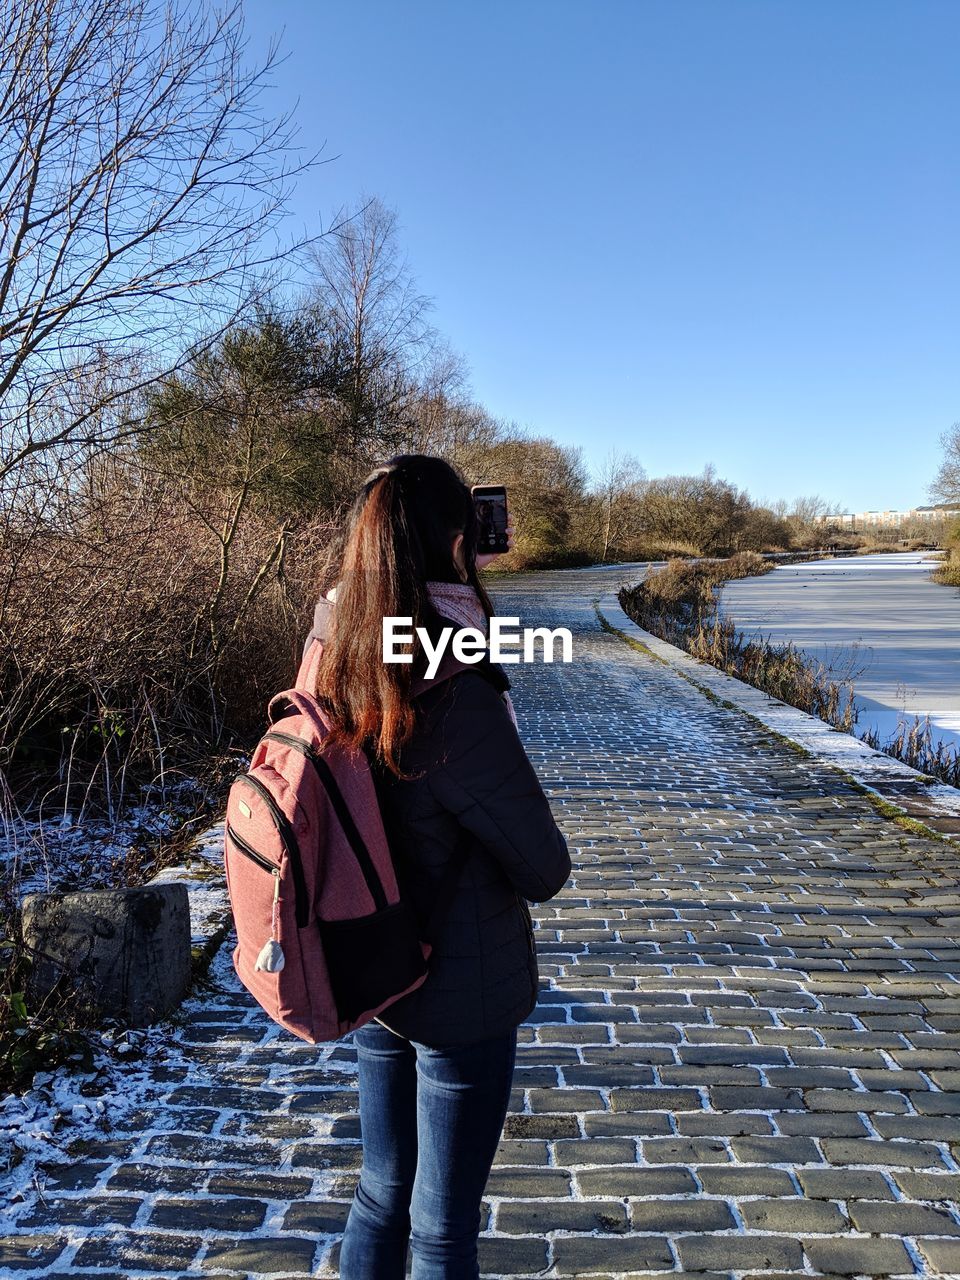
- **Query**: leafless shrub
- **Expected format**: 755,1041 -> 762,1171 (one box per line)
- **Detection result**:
930,520 -> 960,588
0,448 -> 332,821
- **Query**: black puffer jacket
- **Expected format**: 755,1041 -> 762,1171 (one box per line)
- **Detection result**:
306,598 -> 571,1047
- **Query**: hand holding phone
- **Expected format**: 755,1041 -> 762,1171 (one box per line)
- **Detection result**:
471,484 -> 510,556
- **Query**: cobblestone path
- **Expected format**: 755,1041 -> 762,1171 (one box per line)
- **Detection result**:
7,567 -> 960,1278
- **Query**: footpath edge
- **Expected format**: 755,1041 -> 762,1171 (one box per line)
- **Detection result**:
595,588 -> 960,846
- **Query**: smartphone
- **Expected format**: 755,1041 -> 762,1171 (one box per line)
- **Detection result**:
471,484 -> 510,555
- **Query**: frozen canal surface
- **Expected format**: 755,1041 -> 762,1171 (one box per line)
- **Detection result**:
720,553 -> 960,753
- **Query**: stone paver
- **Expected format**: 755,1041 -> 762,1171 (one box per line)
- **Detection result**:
4,565 -> 960,1277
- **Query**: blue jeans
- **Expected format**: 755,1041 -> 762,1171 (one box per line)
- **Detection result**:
339,1020 -> 518,1279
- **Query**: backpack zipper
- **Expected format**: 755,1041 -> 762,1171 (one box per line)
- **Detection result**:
235,773 -> 309,927
263,730 -> 388,912
226,822 -> 280,874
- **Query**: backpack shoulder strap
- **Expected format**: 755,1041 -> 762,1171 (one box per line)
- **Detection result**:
296,636 -> 324,695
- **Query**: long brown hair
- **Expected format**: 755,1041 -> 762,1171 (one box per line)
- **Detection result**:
315,455 -> 493,774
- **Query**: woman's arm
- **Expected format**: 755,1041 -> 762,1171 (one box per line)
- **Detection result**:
425,673 -> 571,902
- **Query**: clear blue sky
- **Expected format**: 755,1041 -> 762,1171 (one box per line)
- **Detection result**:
243,0 -> 958,512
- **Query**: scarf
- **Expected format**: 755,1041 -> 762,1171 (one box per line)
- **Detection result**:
426,581 -> 518,729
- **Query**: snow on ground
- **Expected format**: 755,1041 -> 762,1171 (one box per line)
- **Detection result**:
150,818 -> 229,945
1,1017 -> 178,1213
1,906 -> 237,1218
720,552 -> 960,753
1,787 -> 233,1208
1,777 -> 215,901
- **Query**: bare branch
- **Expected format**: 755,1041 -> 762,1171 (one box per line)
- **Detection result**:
0,0 -> 320,482
931,422 -> 960,506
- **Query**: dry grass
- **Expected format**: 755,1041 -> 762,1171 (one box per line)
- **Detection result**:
620,552 -> 773,635
861,717 -> 960,789
686,615 -> 860,732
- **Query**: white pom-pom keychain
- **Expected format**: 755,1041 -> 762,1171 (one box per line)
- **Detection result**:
254,869 -> 285,972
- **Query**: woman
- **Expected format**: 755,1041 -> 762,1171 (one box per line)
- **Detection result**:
306,454 -> 571,1279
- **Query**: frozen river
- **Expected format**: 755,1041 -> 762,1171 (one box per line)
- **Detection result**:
720,552 -> 960,753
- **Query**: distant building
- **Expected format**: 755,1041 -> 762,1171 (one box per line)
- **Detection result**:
815,504 -> 960,530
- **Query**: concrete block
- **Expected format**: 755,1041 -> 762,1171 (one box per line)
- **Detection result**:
22,883 -> 191,1025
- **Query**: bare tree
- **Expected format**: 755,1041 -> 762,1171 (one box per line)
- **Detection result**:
787,495 -> 829,524
593,449 -> 646,562
0,0 -> 315,484
309,196 -> 435,457
638,473 -> 708,552
931,423 -> 960,505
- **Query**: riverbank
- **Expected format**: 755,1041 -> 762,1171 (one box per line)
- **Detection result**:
721,553 -> 960,756
619,552 -> 960,789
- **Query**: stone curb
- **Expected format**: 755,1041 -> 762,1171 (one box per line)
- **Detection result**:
595,586 -> 960,844
147,819 -> 232,982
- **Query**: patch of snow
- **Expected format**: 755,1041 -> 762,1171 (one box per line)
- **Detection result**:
2,776 -> 216,901
1,1023 -> 172,1212
1,791 -> 234,1207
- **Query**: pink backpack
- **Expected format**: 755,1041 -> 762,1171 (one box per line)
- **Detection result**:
223,639 -> 463,1043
